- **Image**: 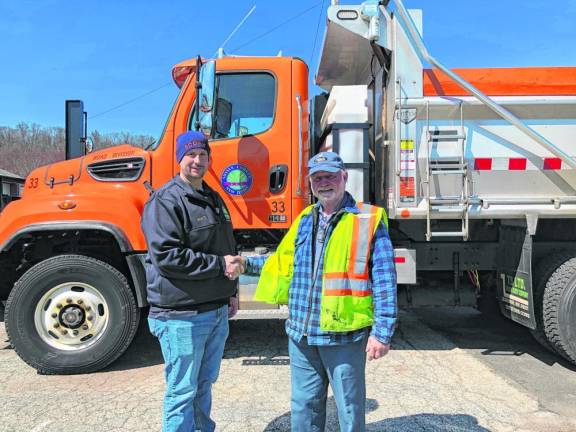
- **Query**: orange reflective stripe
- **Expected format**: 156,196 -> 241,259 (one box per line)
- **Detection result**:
324,272 -> 369,281
348,204 -> 379,277
324,289 -> 372,297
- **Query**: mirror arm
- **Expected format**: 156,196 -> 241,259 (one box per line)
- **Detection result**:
296,94 -> 303,196
194,55 -> 203,131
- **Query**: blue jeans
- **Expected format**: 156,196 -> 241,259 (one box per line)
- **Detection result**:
148,305 -> 229,432
288,336 -> 368,432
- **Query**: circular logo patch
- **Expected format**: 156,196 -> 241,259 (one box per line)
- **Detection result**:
221,164 -> 252,195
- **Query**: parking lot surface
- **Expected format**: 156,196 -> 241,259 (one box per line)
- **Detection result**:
1,308 -> 576,432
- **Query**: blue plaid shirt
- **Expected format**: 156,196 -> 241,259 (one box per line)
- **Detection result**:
246,193 -> 397,346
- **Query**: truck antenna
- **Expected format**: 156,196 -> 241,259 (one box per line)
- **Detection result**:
213,5 -> 257,58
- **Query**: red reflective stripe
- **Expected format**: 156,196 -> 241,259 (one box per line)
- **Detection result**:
508,158 -> 527,170
324,289 -> 372,297
474,158 -> 492,170
324,272 -> 369,281
543,158 -> 562,170
395,256 -> 406,263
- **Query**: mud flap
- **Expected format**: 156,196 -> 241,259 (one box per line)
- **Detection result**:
496,224 -> 536,329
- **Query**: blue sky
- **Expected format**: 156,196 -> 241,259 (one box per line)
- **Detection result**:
1,0 -> 575,138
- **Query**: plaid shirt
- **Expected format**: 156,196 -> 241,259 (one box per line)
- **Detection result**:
246,193 -> 397,345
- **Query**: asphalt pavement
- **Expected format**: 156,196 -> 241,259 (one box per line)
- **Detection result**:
1,307 -> 575,432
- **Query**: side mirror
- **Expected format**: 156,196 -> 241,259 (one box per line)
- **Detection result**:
196,59 -> 216,136
214,98 -> 232,138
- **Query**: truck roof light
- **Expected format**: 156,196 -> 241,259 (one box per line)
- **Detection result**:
172,66 -> 194,88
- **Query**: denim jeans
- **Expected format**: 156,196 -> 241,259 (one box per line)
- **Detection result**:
148,305 -> 229,432
288,336 -> 368,432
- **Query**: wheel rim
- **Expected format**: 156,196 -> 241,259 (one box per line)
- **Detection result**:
34,282 -> 109,351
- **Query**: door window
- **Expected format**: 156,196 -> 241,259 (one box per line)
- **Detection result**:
190,73 -> 276,139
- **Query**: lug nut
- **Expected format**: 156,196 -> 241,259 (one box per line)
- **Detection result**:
87,316 -> 93,321
56,303 -> 62,309
53,323 -> 60,328
73,330 -> 79,336
82,325 -> 89,330
66,298 -> 72,303
77,299 -> 83,305
60,330 -> 68,335
51,313 -> 58,318
85,305 -> 91,311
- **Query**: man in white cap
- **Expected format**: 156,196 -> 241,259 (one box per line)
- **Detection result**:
241,151 -> 397,431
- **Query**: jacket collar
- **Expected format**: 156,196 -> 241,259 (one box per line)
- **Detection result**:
173,175 -> 214,201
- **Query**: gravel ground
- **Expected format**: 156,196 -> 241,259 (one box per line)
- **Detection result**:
1,309 -> 575,432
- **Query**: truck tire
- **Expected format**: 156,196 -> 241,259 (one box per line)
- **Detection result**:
530,253 -> 568,355
541,256 -> 576,364
5,255 -> 140,374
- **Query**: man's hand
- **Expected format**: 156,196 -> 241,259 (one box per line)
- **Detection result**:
228,295 -> 239,319
366,336 -> 390,361
224,255 -> 245,280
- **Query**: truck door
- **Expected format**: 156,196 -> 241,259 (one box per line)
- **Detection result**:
177,57 -> 308,233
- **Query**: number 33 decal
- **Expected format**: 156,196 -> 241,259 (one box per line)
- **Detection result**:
271,201 -> 285,213
27,177 -> 39,188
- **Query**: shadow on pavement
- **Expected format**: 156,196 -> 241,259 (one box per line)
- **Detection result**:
410,306 -> 576,372
263,396 -> 489,431
103,317 -> 290,373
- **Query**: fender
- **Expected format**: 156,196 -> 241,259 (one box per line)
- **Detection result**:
0,196 -> 150,307
0,193 -> 148,252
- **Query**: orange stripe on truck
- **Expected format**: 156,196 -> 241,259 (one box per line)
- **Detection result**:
424,67 -> 576,96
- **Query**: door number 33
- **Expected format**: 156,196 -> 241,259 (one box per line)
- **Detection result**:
271,201 -> 285,213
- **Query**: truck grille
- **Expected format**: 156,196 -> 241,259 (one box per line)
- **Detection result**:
87,157 -> 146,182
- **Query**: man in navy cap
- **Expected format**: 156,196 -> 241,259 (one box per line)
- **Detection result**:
241,151 -> 397,432
141,130 -> 243,432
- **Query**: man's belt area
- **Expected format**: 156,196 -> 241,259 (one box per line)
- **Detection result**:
151,300 -> 228,314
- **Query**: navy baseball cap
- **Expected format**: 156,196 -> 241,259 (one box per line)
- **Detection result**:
176,131 -> 211,163
308,152 -> 345,176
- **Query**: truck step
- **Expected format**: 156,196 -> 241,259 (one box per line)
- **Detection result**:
430,169 -> 467,175
429,230 -> 467,237
428,134 -> 466,141
431,205 -> 467,213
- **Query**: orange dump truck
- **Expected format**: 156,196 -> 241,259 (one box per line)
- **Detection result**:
2,0 -> 576,374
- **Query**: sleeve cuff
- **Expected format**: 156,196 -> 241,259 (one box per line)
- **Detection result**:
370,328 -> 392,345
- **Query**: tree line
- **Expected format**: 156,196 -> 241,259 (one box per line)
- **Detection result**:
0,123 -> 155,178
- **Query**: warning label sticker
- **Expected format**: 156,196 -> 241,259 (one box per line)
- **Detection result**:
400,139 -> 416,204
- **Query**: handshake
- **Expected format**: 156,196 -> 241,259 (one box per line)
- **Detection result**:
224,255 -> 246,280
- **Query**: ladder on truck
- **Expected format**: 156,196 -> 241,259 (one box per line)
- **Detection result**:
425,102 -> 470,241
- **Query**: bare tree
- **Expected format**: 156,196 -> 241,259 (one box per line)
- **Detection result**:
0,123 -> 155,177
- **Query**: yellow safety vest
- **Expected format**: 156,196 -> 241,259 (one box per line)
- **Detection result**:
254,203 -> 387,332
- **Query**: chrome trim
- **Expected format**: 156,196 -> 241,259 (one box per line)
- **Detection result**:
0,221 -> 132,253
87,157 -> 146,182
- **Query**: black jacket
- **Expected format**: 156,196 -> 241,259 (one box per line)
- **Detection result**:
141,175 -> 237,310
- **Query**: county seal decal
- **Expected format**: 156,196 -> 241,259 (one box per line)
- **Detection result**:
221,164 -> 252,195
